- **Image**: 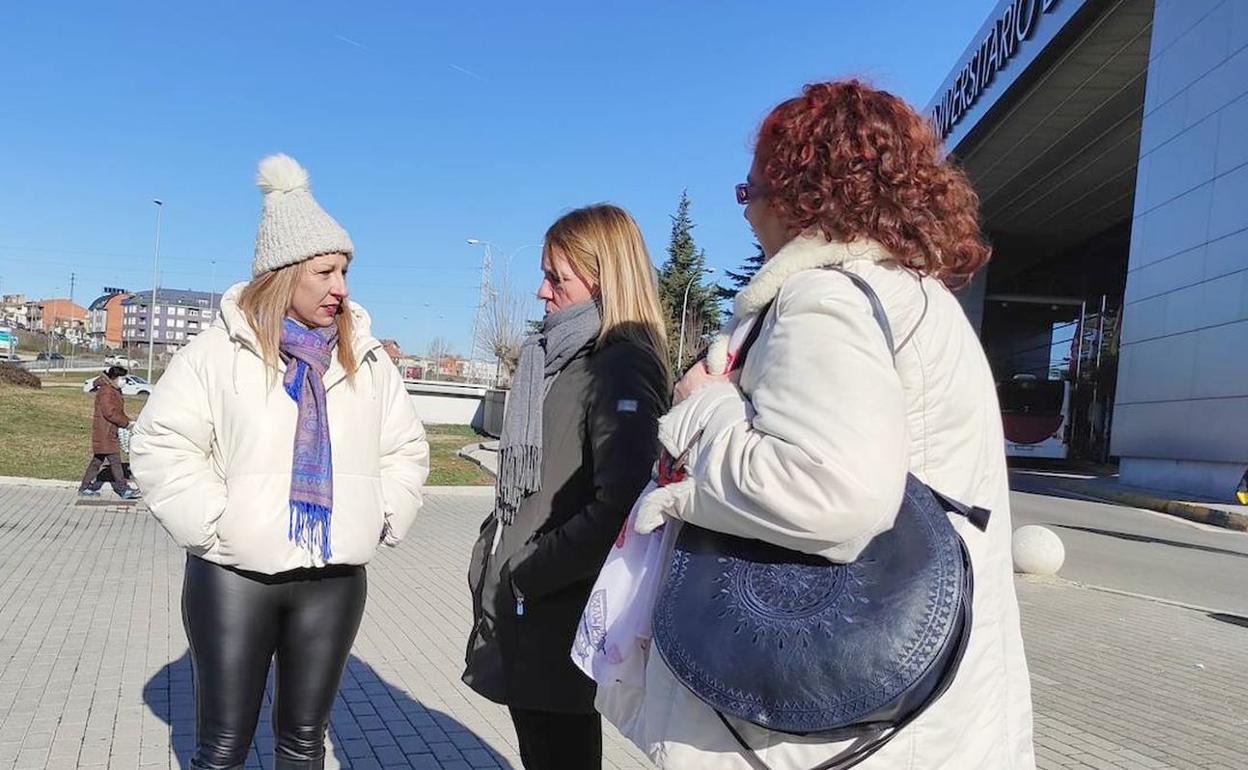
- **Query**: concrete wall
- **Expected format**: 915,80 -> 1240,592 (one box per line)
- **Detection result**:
1113,0 -> 1248,497
404,380 -> 486,430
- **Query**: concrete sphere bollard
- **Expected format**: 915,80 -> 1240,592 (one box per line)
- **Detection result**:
1012,525 -> 1065,576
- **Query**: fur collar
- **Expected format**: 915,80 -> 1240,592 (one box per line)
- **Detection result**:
707,235 -> 894,372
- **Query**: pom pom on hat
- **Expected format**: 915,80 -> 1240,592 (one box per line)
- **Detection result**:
256,153 -> 311,195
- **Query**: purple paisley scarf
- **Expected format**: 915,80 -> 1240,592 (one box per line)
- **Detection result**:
280,317 -> 338,560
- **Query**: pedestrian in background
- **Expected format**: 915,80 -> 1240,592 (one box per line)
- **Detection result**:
78,364 -> 140,499
463,204 -> 670,770
607,80 -> 1036,769
132,154 -> 430,770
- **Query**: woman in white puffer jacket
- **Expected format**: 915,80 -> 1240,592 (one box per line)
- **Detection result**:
131,154 -> 428,770
603,81 -> 1035,769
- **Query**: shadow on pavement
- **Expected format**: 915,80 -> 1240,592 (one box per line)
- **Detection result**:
1051,524 -> 1248,559
1208,613 -> 1248,629
145,651 -> 512,769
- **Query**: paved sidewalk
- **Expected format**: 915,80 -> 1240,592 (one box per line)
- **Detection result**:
0,484 -> 1245,769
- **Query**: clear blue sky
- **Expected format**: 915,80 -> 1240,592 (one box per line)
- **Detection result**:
1,0 -> 995,356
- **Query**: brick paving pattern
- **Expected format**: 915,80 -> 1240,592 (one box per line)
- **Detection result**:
0,484 -> 1244,769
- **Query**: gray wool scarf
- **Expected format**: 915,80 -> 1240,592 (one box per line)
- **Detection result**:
496,300 -> 602,525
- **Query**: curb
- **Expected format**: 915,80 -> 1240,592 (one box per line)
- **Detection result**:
0,476 -> 78,489
457,443 -> 498,478
1068,483 -> 1248,532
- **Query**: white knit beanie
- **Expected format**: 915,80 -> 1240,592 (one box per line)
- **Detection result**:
252,153 -> 354,276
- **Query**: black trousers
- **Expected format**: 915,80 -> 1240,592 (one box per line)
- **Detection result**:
80,452 -> 127,494
509,707 -> 602,770
182,555 -> 366,770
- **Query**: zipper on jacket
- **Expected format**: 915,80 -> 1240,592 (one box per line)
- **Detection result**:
511,573 -> 526,617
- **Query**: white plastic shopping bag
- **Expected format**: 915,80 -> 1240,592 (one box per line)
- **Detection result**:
572,481 -> 680,690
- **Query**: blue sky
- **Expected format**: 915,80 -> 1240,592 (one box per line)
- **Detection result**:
1,0 -> 996,356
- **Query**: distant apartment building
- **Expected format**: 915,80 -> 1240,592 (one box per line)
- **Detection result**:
122,288 -> 220,354
87,287 -> 131,350
0,294 -> 31,328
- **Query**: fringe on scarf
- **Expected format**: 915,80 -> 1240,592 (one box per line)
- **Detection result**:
496,444 -> 541,525
290,500 -> 333,561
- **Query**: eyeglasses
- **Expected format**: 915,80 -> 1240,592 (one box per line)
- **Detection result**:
735,181 -> 764,205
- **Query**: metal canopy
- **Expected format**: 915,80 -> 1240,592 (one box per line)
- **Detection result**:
954,0 -> 1154,264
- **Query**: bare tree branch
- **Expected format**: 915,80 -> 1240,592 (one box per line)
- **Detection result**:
427,336 -> 453,380
474,277 -> 531,386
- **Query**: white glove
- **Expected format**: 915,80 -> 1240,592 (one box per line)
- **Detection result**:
634,478 -> 696,534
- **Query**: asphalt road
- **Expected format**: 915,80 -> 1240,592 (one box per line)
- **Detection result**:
1009,487 -> 1248,616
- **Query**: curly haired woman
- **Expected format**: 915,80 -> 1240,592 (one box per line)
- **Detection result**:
605,80 -> 1035,769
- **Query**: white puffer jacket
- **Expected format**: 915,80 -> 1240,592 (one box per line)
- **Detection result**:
131,283 -> 430,574
602,236 -> 1035,769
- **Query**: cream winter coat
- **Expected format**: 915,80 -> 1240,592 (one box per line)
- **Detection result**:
131,283 -> 430,574
601,236 -> 1035,769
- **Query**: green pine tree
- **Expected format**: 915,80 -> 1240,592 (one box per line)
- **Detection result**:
717,242 -> 766,301
658,190 -> 721,374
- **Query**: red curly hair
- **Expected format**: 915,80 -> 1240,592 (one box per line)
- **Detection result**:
756,80 -> 990,285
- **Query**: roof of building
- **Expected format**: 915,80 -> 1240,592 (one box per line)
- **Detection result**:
122,288 -> 216,307
39,298 -> 87,311
88,290 -> 129,311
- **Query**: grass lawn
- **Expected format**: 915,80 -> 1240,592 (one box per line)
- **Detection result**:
37,371 -> 86,384
0,383 -> 147,481
424,423 -> 495,487
0,383 -> 493,486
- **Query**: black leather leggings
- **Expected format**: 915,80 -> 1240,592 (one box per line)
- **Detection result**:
182,555 -> 367,770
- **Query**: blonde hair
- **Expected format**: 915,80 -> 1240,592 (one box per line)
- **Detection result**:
544,204 -> 670,379
237,260 -> 357,385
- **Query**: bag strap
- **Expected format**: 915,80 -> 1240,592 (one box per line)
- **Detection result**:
733,267 -> 906,372
731,300 -> 775,372
931,489 -> 991,533
828,269 -> 990,533
833,269 -> 897,357
716,709 -> 892,770
734,270 -> 988,531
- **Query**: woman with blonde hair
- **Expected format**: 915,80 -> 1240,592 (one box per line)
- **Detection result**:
132,154 -> 429,770
463,203 -> 670,769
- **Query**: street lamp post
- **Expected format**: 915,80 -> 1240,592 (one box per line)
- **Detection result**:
146,199 -> 163,381
500,242 -> 541,281
677,267 -> 716,370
